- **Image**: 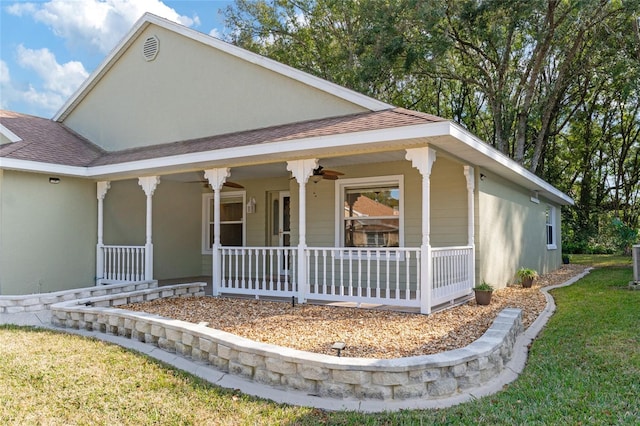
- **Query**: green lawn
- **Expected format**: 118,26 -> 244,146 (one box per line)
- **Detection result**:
1,262 -> 639,425
567,253 -> 633,267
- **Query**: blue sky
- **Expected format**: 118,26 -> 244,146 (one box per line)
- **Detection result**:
1,0 -> 234,118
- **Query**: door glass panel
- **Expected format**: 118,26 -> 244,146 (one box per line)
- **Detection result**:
272,199 -> 279,236
282,196 -> 290,232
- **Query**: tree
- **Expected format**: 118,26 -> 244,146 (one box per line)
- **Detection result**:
223,0 -> 640,250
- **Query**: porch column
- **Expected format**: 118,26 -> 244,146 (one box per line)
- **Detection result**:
286,158 -> 318,304
96,181 -> 111,285
138,176 -> 160,281
464,166 -> 476,289
204,168 -> 230,297
406,147 -> 437,314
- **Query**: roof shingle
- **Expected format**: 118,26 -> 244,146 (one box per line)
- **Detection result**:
1,108 -> 444,168
0,110 -> 104,166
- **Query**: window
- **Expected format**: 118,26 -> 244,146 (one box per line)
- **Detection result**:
546,205 -> 556,249
202,191 -> 245,253
336,176 -> 403,248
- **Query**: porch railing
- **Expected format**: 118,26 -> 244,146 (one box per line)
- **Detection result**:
431,246 -> 474,306
98,244 -> 473,309
216,245 -> 474,310
100,245 -> 146,283
219,247 -> 297,297
306,247 -> 421,308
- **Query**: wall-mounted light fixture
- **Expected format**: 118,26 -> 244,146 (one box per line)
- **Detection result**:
49,177 -> 60,184
479,173 -> 486,181
246,197 -> 256,214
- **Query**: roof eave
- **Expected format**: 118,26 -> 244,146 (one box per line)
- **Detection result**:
1,119 -> 573,206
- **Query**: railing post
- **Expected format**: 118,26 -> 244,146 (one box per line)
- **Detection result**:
204,168 -> 231,296
464,166 -> 476,290
138,176 -> 160,281
287,159 -> 318,304
406,147 -> 436,314
96,181 -> 110,285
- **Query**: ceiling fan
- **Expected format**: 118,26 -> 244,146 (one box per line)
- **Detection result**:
187,180 -> 244,189
310,166 -> 344,182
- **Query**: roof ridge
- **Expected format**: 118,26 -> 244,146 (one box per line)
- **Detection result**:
391,108 -> 446,122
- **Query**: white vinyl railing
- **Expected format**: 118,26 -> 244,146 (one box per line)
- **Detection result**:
216,245 -> 473,310
305,247 -> 421,307
100,245 -> 146,283
431,246 -> 474,306
220,247 -> 297,297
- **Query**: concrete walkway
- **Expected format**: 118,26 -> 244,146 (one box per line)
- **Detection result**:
0,268 -> 590,412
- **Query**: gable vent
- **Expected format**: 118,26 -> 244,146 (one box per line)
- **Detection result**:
142,36 -> 159,61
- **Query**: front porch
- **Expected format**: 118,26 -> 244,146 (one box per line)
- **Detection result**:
95,147 -> 477,314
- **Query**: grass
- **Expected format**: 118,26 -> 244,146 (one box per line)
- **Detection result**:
568,253 -> 633,267
1,259 -> 639,425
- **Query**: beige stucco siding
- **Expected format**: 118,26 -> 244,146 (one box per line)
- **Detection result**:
0,170 -> 96,295
478,173 -> 562,287
103,178 -> 202,280
63,25 -> 368,151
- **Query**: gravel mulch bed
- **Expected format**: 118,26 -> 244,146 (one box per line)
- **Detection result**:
124,265 -> 587,359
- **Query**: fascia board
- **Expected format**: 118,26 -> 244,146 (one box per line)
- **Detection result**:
53,13 -> 390,122
86,122 -> 453,177
0,124 -> 22,143
0,158 -> 89,177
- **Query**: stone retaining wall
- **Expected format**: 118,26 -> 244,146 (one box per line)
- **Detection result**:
51,284 -> 523,402
0,281 -> 158,313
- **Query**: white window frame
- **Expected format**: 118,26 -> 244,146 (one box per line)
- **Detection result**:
335,175 -> 404,250
202,191 -> 246,254
546,204 -> 557,250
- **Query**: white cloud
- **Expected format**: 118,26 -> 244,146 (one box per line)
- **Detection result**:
209,28 -> 221,39
0,60 -> 10,85
0,60 -> 12,110
1,47 -> 88,115
17,45 -> 88,98
9,0 -> 199,54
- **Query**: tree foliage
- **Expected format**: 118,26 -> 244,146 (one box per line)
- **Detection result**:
223,0 -> 640,252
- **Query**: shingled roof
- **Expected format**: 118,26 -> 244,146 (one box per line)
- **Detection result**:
0,110 -> 104,166
1,108 -> 444,168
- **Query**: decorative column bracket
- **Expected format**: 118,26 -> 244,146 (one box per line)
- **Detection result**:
286,159 -> 318,185
138,176 -> 161,198
204,168 -> 231,191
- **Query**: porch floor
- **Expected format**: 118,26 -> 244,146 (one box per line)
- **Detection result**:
157,276 -> 473,314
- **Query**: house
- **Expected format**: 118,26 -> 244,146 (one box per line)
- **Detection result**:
0,13 -> 573,313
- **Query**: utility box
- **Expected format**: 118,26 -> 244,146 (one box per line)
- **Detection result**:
633,245 -> 640,285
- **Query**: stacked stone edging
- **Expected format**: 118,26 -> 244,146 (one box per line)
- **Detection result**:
0,281 -> 158,313
50,286 -> 523,402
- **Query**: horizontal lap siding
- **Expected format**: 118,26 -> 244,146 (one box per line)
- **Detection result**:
478,173 -> 562,288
